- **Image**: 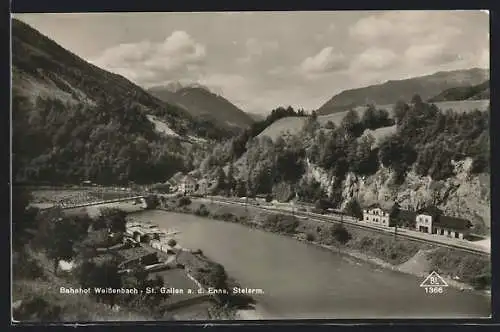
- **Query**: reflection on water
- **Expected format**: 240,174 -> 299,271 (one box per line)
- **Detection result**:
131,210 -> 490,319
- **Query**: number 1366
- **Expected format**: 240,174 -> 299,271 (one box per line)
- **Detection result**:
424,286 -> 444,294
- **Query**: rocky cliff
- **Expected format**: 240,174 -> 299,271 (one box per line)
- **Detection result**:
304,158 -> 490,233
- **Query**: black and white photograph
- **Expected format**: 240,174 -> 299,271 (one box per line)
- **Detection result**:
11,10 -> 491,322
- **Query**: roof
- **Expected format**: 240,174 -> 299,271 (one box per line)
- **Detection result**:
92,253 -> 118,265
150,268 -> 199,293
182,175 -> 196,184
114,246 -> 157,261
396,209 -> 417,221
365,203 -> 389,212
175,251 -> 212,271
417,206 -> 444,217
434,215 -> 472,231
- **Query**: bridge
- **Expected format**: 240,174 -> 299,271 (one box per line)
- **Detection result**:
39,194 -> 146,211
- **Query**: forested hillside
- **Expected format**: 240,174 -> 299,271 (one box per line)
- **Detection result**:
428,80 -> 490,102
196,95 -> 490,231
11,18 -> 223,185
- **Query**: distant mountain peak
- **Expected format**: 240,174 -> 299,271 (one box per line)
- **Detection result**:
147,82 -> 254,129
161,81 -> 185,93
155,81 -> 217,95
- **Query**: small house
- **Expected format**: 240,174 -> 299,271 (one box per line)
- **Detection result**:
416,206 -> 472,239
362,203 -> 394,227
114,246 -> 159,269
197,179 -> 209,196
179,175 -> 197,195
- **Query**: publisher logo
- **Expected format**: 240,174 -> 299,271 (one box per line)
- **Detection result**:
420,271 -> 448,294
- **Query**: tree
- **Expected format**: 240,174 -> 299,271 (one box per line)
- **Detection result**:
215,167 -> 227,194
389,202 -> 401,238
143,195 -> 160,209
343,199 -> 363,220
378,136 -> 417,182
311,110 -> 318,121
341,110 -> 362,137
275,148 -> 305,183
235,180 -> 247,197
331,223 -> 351,245
264,214 -> 299,234
393,101 -> 410,126
389,202 -> 401,219
297,178 -> 325,203
411,94 -> 423,107
120,267 -> 170,314
12,187 -> 40,249
78,257 -> 122,306
315,198 -> 332,212
226,163 -> 237,196
324,121 -> 336,130
178,196 -> 192,206
303,112 -> 320,134
361,105 -> 377,130
44,214 -> 90,274
97,207 -> 127,233
13,296 -> 62,321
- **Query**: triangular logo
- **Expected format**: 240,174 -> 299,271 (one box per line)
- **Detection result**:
420,271 -> 448,287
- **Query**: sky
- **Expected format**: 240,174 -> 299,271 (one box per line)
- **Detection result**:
13,11 -> 489,113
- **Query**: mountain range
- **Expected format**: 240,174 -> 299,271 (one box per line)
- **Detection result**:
317,68 -> 489,115
11,18 -> 235,184
147,84 -> 254,130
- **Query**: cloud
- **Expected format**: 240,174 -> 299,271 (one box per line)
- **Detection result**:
197,73 -> 250,101
299,46 -> 349,76
91,30 -> 206,86
349,11 -> 462,44
353,47 -> 398,70
348,11 -> 486,69
236,38 -> 279,64
479,48 -> 489,67
404,43 -> 461,66
313,23 -> 336,42
267,66 -> 287,76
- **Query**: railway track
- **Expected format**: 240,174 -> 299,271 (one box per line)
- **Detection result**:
207,196 -> 490,257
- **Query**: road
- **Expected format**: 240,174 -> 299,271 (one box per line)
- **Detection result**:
204,196 -> 490,257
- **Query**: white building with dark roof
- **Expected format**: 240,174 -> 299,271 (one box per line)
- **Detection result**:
362,203 -> 392,227
179,175 -> 197,195
416,206 -> 473,239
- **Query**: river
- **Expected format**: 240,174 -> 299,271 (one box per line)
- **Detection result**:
131,210 -> 490,319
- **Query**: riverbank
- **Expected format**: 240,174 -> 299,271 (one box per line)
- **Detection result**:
295,237 -> 489,296
155,198 -> 491,297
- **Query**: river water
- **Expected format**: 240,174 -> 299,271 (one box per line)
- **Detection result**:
131,210 -> 490,319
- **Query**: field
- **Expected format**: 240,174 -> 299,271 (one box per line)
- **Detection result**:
362,125 -> 398,147
257,99 -> 489,141
146,114 -> 180,137
257,117 -> 308,140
